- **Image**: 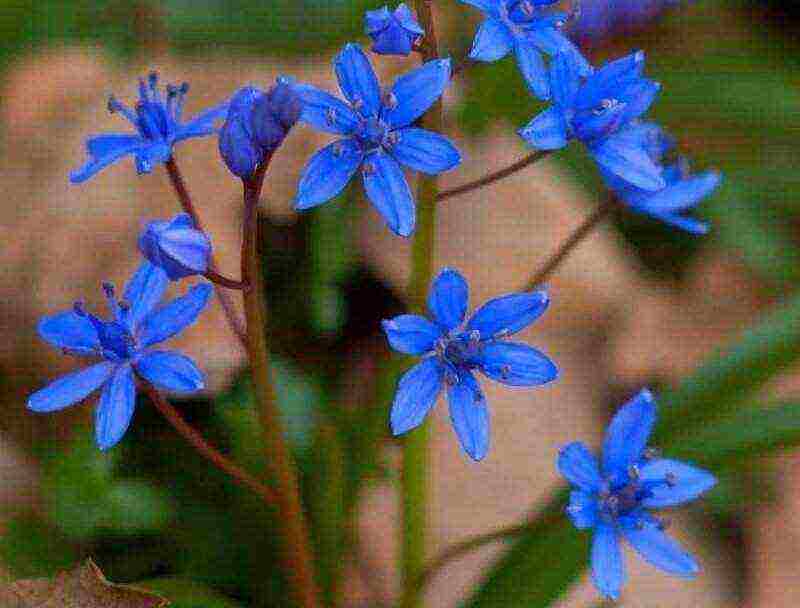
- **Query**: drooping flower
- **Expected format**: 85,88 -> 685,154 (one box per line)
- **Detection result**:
558,390 -> 716,600
461,0 -> 590,100
365,4 -> 425,56
519,50 -> 665,190
28,262 -> 212,450
600,122 -> 721,234
294,43 -> 461,237
218,77 -> 303,178
382,268 -> 557,460
138,213 -> 212,280
70,72 -> 229,183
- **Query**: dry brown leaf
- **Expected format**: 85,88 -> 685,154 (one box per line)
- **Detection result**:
0,559 -> 168,608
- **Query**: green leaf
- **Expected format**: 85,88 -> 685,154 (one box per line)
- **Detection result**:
0,516 -> 77,579
139,577 -> 243,608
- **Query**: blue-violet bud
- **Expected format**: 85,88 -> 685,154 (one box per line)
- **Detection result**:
138,213 -> 212,280
365,4 -> 425,56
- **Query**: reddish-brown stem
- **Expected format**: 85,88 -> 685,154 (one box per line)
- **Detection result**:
525,194 -> 616,290
142,382 -> 277,506
204,269 -> 248,290
241,158 -> 320,608
436,150 -> 553,202
164,157 -> 248,347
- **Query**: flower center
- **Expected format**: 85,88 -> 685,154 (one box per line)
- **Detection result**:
436,331 -> 484,376
357,117 -> 390,149
597,458 -> 677,523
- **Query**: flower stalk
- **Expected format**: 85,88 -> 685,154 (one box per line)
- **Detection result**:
164,157 -> 248,345
241,157 -> 320,608
402,2 -> 441,607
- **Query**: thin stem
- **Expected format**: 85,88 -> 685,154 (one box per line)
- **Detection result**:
164,157 -> 248,347
402,3 -> 441,608
410,523 -> 529,600
142,382 -> 277,506
203,268 -> 248,290
525,194 -> 616,290
241,159 -> 320,608
436,150 -> 553,202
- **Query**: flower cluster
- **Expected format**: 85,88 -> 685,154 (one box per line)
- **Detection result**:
28,2 -> 727,602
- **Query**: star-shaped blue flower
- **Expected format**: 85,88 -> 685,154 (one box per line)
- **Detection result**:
294,44 -> 461,237
558,389 -> 717,600
519,50 -> 665,190
139,213 -> 212,280
382,268 -> 558,461
365,4 -> 425,56
28,262 -> 212,450
461,0 -> 590,99
601,122 -> 721,234
70,73 -> 229,183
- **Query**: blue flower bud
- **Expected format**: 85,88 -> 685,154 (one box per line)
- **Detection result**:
218,79 -> 302,178
365,4 -> 424,56
138,213 -> 211,280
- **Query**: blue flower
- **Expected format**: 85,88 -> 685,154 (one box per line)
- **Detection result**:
558,390 -> 717,600
600,122 -> 721,234
139,213 -> 212,280
28,262 -> 212,450
461,0 -> 590,100
70,72 -> 229,183
519,50 -> 666,190
365,4 -> 425,56
294,44 -> 461,237
219,77 -> 303,178
382,268 -> 557,461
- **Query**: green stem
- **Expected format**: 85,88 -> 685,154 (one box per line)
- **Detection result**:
241,159 -> 319,608
402,3 -> 441,608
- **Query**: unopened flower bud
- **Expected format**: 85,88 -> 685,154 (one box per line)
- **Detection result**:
138,213 -> 211,280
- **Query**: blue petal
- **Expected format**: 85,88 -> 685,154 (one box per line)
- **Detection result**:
617,79 -> 661,126
395,3 -> 424,35
645,212 -> 709,235
602,389 -> 657,477
382,314 -> 443,355
447,370 -> 490,461
86,133 -> 143,158
365,6 -> 391,33
383,58 -> 452,129
38,311 -> 100,355
135,350 -> 205,393
518,106 -> 568,150
134,143 -> 172,175
138,283 -> 213,347
362,150 -> 416,237
576,51 -> 646,111
294,84 -> 360,135
639,459 -> 717,509
459,0 -> 500,16
28,362 -> 116,413
169,213 -> 195,229
528,28 -> 591,73
174,100 -> 230,142
468,18 -> 513,62
295,138 -> 365,210
557,442 -> 602,492
218,106 -> 262,178
549,51 -> 581,109
590,136 -> 667,192
479,341 -> 558,386
334,44 -> 382,117
123,261 -> 170,331
95,364 -> 136,451
390,127 -> 462,175
591,523 -> 624,600
567,489 -> 598,530
150,227 -> 212,279
621,517 -> 699,577
427,268 -> 469,331
637,172 -> 721,213
466,290 -> 549,340
70,137 -> 145,183
390,357 -> 444,435
372,22 -> 414,56
514,38 -> 549,100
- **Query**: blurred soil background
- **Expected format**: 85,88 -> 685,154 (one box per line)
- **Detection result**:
1,0 -> 799,606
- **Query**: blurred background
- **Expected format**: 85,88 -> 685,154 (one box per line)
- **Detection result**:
1,0 -> 799,606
